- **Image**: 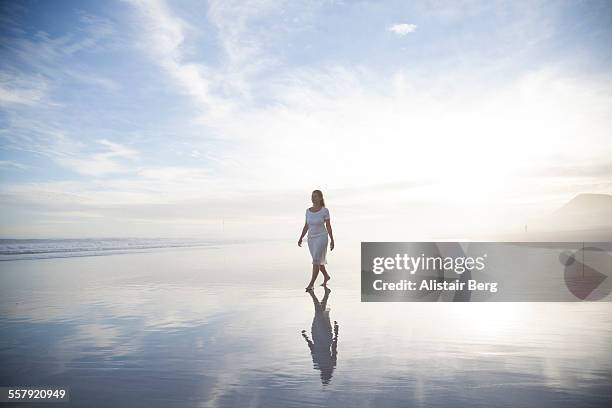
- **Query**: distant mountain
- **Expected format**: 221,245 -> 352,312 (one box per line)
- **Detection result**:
553,193 -> 612,228
523,193 -> 612,241
476,193 -> 612,241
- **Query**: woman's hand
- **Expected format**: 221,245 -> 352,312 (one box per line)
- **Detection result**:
330,239 -> 335,251
298,238 -> 302,247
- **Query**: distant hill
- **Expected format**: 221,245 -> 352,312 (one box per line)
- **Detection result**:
553,193 -> 612,228
470,193 -> 612,241
523,193 -> 612,241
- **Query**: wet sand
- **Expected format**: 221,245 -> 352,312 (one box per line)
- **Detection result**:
1,241 -> 611,407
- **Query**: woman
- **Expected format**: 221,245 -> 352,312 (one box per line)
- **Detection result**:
298,189 -> 335,291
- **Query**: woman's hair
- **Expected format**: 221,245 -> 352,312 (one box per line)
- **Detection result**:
312,189 -> 325,207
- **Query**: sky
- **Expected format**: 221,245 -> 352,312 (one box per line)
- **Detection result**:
1,0 -> 612,240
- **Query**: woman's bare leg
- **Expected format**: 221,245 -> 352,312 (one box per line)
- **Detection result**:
319,265 -> 331,286
306,264 -> 320,290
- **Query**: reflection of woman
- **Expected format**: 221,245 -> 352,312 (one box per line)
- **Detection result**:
301,287 -> 339,385
298,189 -> 335,291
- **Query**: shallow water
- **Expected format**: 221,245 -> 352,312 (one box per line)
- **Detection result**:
1,241 -> 611,407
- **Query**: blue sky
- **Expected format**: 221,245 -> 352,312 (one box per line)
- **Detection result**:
1,0 -> 612,239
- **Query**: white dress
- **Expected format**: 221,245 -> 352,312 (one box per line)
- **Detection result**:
306,207 -> 330,265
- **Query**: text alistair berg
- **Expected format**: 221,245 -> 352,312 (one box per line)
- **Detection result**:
370,253 -> 498,293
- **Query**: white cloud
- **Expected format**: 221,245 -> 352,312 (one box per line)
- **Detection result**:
0,84 -> 45,106
4,64 -> 612,239
50,136 -> 139,177
206,0 -> 282,95
96,139 -> 139,160
126,0 -> 291,124
126,0 -> 236,121
0,160 -> 29,170
388,23 -> 417,36
61,69 -> 120,91
0,73 -> 48,106
0,8 -> 119,112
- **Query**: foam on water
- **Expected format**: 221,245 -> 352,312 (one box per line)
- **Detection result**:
0,238 -> 226,261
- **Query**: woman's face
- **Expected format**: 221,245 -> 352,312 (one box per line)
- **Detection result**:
311,192 -> 321,205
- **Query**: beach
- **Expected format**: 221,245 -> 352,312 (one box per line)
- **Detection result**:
1,240 -> 612,407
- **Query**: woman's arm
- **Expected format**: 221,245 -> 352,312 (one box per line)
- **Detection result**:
325,218 -> 334,250
298,221 -> 308,246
